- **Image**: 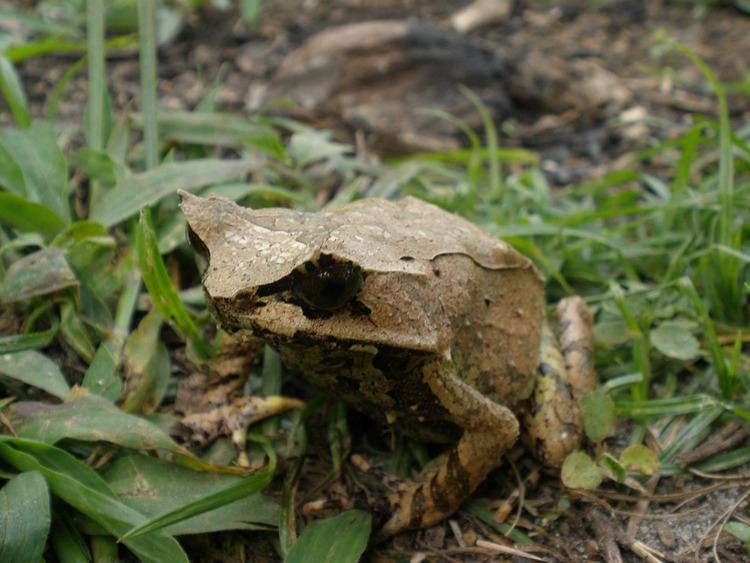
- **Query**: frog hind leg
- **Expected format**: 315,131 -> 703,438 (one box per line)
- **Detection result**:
556,296 -> 596,399
380,359 -> 520,537
524,296 -> 595,467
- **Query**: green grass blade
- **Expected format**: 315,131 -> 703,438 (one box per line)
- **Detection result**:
0,324 -> 57,354
137,209 -> 211,360
82,264 -> 140,400
610,283 -> 651,401
678,277 -> 732,397
120,310 -> 168,413
0,54 -> 31,128
615,394 -> 721,419
459,85 -> 502,199
59,300 -> 96,363
695,446 -> 750,473
137,0 -> 159,170
47,56 -> 87,122
86,0 -> 106,152
50,512 -> 92,563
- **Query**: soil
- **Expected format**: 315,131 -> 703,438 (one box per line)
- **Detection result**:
7,0 -> 750,561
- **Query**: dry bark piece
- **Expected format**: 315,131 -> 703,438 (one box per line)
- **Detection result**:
451,0 -> 514,32
264,20 -> 633,155
507,50 -> 633,114
264,20 -> 512,155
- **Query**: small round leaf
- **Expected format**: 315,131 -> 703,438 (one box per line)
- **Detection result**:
561,452 -> 603,490
619,445 -> 660,476
650,322 -> 700,361
578,389 -> 616,442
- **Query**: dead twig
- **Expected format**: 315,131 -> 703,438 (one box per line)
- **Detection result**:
627,473 -> 661,537
588,509 -> 623,563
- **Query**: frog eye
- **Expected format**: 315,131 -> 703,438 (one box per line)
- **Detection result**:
292,262 -> 363,312
185,224 -> 209,261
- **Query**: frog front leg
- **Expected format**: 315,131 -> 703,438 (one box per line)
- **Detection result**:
525,296 -> 595,466
381,359 -> 520,537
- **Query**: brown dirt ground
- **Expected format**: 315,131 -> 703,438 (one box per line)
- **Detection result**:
9,0 -> 750,561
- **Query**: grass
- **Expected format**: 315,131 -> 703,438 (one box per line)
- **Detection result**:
0,2 -> 748,561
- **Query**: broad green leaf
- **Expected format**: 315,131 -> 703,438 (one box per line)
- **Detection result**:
0,471 -> 50,562
110,456 -> 275,538
285,510 -> 371,563
0,143 -> 25,195
0,192 -> 67,239
561,452 -> 603,490
599,453 -> 625,483
240,0 -> 263,25
578,389 -> 616,442
650,321 -> 700,361
592,319 -> 629,346
90,158 -> 259,227
726,521 -> 750,543
0,350 -> 70,399
0,437 -> 188,563
72,148 -> 120,188
77,272 -> 116,333
287,130 -> 351,166
0,247 -> 78,303
65,235 -> 119,309
11,393 -> 190,455
52,221 -> 110,249
120,469 -> 273,541
0,121 -> 70,223
0,232 -> 45,257
143,111 -> 284,158
619,445 -> 660,476
0,54 -> 30,128
82,342 -> 122,400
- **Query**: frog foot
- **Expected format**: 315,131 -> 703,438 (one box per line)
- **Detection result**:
182,395 -> 304,465
380,360 -> 519,537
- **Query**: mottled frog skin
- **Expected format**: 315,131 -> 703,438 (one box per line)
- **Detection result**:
181,192 -> 595,536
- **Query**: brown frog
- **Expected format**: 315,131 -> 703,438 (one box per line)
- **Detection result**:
180,192 -> 596,536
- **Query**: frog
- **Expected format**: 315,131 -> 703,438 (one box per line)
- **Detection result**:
180,192 -> 596,537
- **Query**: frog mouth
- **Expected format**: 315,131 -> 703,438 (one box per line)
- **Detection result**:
243,297 -> 442,354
